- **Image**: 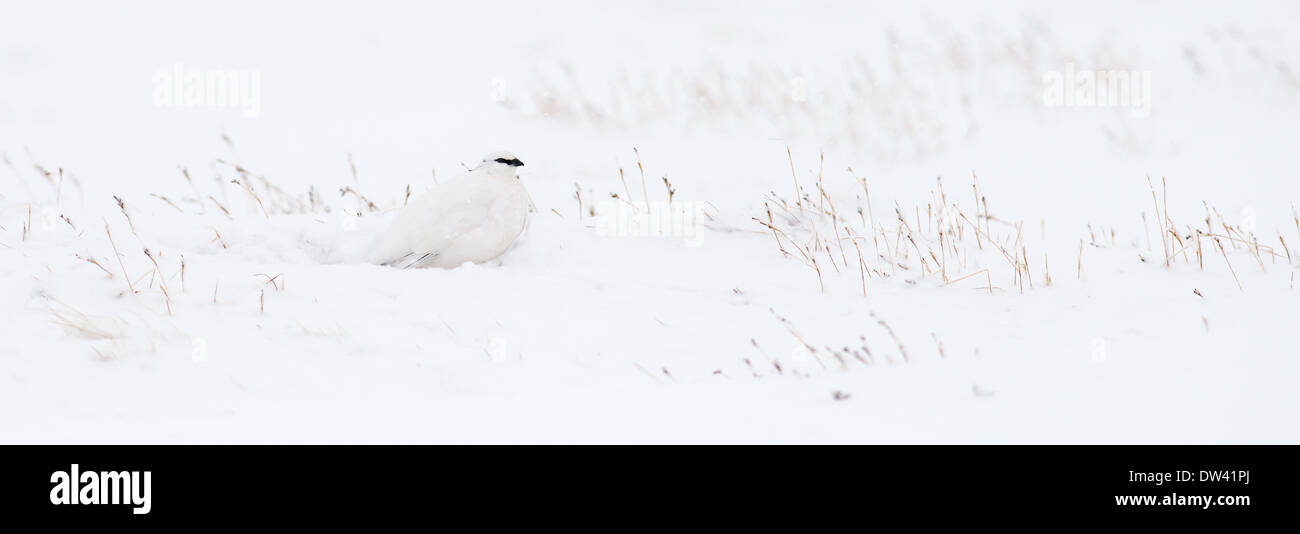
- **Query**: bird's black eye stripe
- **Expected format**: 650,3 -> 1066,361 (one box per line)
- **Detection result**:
494,158 -> 524,167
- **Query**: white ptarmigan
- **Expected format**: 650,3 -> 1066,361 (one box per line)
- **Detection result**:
367,151 -> 533,269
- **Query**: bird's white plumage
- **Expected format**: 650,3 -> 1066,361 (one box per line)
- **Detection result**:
367,151 -> 533,269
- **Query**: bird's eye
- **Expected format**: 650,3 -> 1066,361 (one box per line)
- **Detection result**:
494,158 -> 524,167
494,158 -> 511,164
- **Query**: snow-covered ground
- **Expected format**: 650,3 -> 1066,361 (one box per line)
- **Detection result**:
1,0 -> 1297,443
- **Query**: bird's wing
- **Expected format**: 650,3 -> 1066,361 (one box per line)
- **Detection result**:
368,171 -> 498,267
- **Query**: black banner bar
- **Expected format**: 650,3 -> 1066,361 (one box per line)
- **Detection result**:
2,445 -> 1293,524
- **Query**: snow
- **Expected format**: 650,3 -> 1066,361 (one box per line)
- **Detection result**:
1,0 -> 1297,443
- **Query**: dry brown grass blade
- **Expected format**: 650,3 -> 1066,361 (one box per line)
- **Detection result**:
105,222 -> 135,295
1213,237 -> 1244,292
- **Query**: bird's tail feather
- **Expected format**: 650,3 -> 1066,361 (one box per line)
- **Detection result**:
382,251 -> 438,269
